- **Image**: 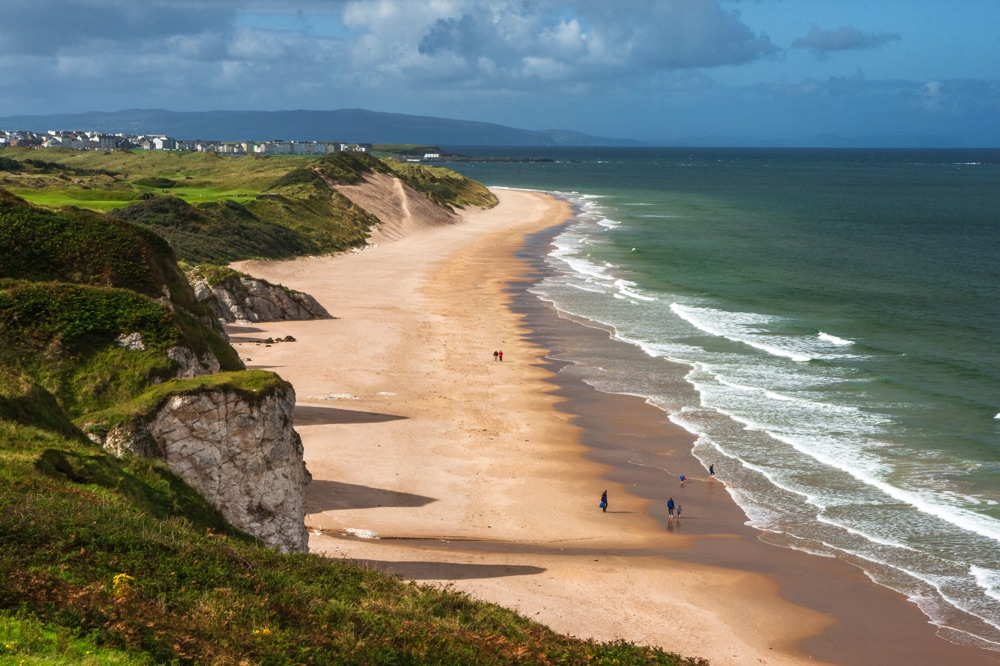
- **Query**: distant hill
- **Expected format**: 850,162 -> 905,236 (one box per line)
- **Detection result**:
0,108 -> 643,147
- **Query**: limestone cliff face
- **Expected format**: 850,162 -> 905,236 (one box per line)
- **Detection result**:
192,275 -> 331,324
95,384 -> 311,553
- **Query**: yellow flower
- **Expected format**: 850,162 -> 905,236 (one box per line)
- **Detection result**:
112,573 -> 136,598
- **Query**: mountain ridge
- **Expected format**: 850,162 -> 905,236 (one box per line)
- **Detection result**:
0,107 -> 644,147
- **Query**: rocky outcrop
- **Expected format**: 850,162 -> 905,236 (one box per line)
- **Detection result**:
115,332 -> 228,378
90,379 -> 311,553
165,345 -> 224,378
191,274 -> 331,324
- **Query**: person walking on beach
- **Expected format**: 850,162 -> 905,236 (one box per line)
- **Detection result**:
493,350 -> 499,361
667,497 -> 675,519
600,490 -> 608,513
676,504 -> 683,523
498,350 -> 503,362
709,463 -> 715,478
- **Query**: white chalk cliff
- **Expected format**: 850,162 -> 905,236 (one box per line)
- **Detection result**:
91,382 -> 311,553
191,275 -> 331,324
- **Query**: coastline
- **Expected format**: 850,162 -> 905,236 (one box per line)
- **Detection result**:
230,188 -> 999,666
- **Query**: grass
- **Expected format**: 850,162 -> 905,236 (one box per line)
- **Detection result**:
0,190 -> 206,313
1,148 -> 497,264
0,416 -> 705,665
386,159 -> 499,209
0,279 -> 243,419
2,148 -> 313,213
0,612 -> 154,665
107,196 -> 315,264
79,370 -> 289,439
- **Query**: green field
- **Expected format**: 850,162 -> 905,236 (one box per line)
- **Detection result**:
2,148 -> 312,211
0,148 -> 498,264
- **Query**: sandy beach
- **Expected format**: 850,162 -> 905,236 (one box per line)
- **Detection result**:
231,188 -> 1000,666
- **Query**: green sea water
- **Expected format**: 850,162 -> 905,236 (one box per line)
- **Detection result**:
447,147 -> 1000,651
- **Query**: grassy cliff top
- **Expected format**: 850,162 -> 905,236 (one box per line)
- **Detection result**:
2,148 -> 497,263
0,190 -> 202,310
0,396 -> 703,665
81,370 -> 291,437
0,279 -> 242,418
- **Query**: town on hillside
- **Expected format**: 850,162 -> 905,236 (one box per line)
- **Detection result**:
0,128 -> 373,156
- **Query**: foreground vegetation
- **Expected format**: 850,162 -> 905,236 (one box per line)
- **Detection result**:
0,415 -> 704,664
0,151 -> 705,663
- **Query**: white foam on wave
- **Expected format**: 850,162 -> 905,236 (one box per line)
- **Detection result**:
671,303 -> 814,362
615,279 -> 657,302
778,428 -> 1000,544
818,331 -> 854,346
972,566 -> 1000,603
677,357 -> 1000,551
671,303 -> 859,362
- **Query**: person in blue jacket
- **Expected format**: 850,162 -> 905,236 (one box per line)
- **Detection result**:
600,490 -> 608,512
667,497 -> 675,518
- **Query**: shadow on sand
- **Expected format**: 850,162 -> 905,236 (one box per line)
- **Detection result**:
294,404 -> 408,426
349,559 -> 546,581
307,479 -> 435,512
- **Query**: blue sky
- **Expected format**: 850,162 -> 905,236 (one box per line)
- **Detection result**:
3,0 -> 999,145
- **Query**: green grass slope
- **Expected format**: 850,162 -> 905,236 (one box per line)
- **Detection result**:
107,195 -> 316,264
0,190 -> 201,312
0,280 -> 241,418
386,159 -> 499,209
1,148 -> 499,264
0,412 -> 704,665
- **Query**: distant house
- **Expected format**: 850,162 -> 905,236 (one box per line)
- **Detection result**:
253,141 -> 292,155
153,136 -> 177,151
92,134 -> 121,151
3,126 -> 374,157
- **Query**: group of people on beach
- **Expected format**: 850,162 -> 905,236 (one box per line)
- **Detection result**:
600,463 -> 716,523
492,350 -> 503,362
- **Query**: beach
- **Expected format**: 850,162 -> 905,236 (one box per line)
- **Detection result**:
231,188 -> 1000,666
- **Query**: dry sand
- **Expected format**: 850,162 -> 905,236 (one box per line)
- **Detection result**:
230,188 -> 1000,666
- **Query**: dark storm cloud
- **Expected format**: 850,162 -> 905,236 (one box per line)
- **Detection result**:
791,25 -> 900,56
0,0 -> 237,57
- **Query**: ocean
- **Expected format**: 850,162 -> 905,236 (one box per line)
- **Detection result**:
444,147 -> 1000,651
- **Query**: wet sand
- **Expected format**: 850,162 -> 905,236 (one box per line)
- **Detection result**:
231,188 -> 1000,666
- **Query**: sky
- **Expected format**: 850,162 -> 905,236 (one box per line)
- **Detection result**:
2,0 -> 999,146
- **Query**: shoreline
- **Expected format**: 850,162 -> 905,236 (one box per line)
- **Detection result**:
508,222 -> 1000,665
230,188 -> 999,666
